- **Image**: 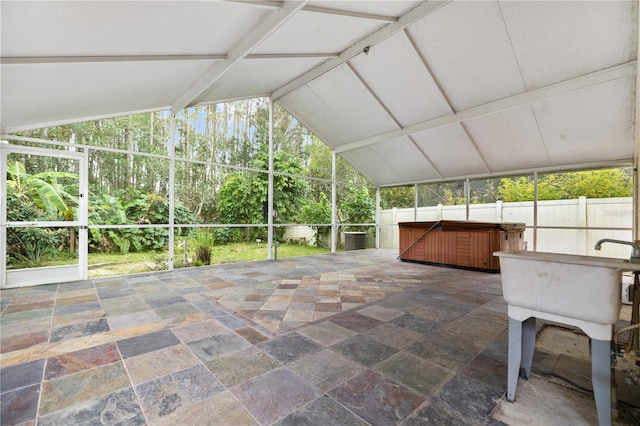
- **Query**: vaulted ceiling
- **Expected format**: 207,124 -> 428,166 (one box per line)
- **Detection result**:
1,1 -> 638,187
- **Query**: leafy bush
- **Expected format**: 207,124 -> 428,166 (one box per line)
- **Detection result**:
88,188 -> 200,253
301,191 -> 331,247
6,191 -> 66,267
340,184 -> 375,231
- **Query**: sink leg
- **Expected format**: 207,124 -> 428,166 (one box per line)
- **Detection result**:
592,339 -> 612,426
508,317 -> 537,402
507,317 -> 522,402
521,317 -> 536,380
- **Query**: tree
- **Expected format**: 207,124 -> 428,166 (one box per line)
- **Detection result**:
499,169 -> 632,202
380,186 -> 414,209
217,150 -> 309,240
301,191 -> 332,247
340,184 -> 375,231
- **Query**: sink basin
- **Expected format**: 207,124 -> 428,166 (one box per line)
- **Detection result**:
495,251 -> 640,331
495,250 -> 640,425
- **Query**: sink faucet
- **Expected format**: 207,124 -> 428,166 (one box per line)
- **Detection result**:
594,239 -> 640,263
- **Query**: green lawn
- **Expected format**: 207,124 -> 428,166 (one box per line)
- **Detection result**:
8,242 -> 332,278
87,242 -> 331,278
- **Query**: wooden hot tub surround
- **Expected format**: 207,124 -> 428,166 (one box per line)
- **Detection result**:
398,220 -> 526,272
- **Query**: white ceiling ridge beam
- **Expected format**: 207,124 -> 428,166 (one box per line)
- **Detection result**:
377,159 -> 634,188
402,29 -> 490,174
226,0 -> 397,21
344,62 -> 444,179
1,53 -> 338,65
171,0 -> 309,114
336,60 -> 637,154
271,0 -> 452,100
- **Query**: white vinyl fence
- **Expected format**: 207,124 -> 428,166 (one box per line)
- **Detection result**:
378,197 -> 633,259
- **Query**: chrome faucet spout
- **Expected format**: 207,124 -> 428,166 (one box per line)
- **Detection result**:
594,239 -> 640,263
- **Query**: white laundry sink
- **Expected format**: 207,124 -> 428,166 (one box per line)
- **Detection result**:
496,251 -> 640,335
495,250 -> 640,426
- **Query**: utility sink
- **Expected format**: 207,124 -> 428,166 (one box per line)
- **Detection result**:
495,250 -> 640,426
496,251 -> 640,335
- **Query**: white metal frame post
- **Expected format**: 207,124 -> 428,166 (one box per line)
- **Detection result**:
168,115 -> 176,270
268,99 -> 275,259
634,2 -> 640,242
465,177 -> 470,221
80,149 -> 89,280
533,171 -> 538,251
414,183 -> 418,221
1,145 -> 7,287
375,187 -> 380,249
331,150 -> 337,253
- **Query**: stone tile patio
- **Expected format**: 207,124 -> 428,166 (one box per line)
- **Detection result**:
1,249 -> 639,425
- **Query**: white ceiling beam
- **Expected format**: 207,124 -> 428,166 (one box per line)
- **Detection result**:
271,0 -> 452,100
171,0 -> 308,114
226,0 -> 397,22
302,6 -> 397,22
1,53 -> 337,65
336,60 -> 637,154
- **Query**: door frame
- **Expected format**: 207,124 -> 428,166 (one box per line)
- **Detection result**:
1,144 -> 88,288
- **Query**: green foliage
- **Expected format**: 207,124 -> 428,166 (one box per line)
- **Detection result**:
194,229 -> 215,265
88,188 -> 199,253
498,177 -> 534,202
217,150 -> 309,241
340,184 -> 375,231
499,169 -> 632,202
301,191 -> 332,247
380,186 -> 414,209
6,161 -> 78,220
5,161 -> 76,266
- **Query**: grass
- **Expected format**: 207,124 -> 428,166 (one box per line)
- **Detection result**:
8,241 -> 332,278
89,242 -> 331,278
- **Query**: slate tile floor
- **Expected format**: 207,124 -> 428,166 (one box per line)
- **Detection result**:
0,248 -> 638,425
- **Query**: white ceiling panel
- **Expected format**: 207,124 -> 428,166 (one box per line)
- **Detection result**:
533,77 -> 635,166
278,86 -> 341,146
0,1 -> 264,57
299,65 -> 399,145
349,32 -> 451,126
412,124 -> 488,179
500,0 -> 638,89
253,10 -> 384,54
371,137 -> 442,183
406,0 -> 525,111
1,60 -> 216,131
464,105 -> 551,172
195,57 -> 328,105
341,148 -> 404,186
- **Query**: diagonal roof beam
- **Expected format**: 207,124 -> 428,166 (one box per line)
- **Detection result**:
336,60 -> 637,154
1,53 -> 337,65
171,0 -> 308,114
227,0 -> 398,22
271,0 -> 451,101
